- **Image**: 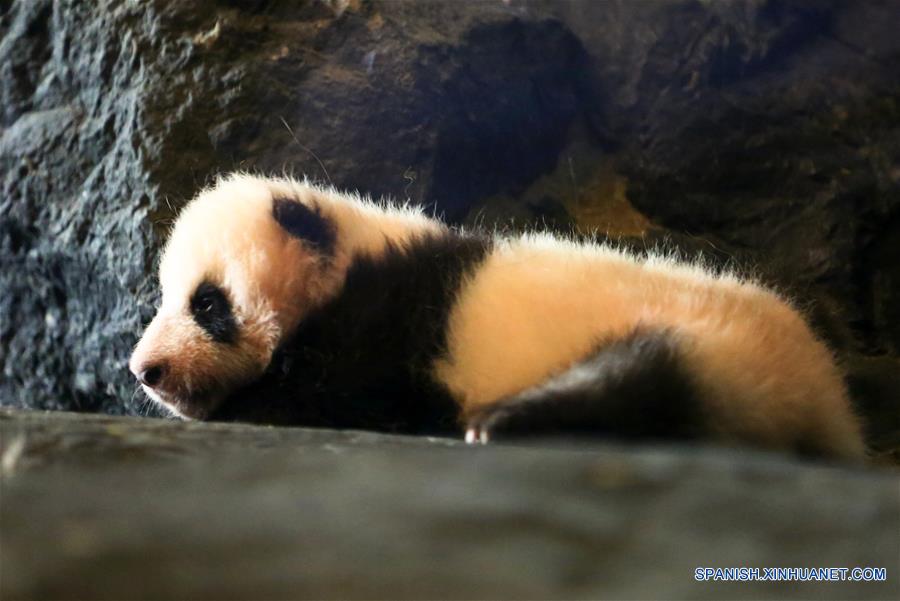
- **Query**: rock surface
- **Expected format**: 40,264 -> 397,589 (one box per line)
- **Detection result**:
0,1 -> 898,440
2,408 -> 898,600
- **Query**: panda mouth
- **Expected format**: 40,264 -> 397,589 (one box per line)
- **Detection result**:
141,385 -> 219,420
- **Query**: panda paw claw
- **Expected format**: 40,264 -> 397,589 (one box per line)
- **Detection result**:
464,426 -> 490,445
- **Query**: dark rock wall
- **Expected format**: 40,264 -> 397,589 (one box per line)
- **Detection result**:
1,1 -> 898,432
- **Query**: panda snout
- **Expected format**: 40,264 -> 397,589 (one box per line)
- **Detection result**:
131,360 -> 168,389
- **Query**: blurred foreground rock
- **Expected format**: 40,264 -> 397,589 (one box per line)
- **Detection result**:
1,409 -> 898,600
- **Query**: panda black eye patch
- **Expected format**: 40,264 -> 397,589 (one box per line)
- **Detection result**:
190,281 -> 238,344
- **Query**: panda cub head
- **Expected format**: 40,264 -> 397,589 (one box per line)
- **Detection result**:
129,174 -> 346,419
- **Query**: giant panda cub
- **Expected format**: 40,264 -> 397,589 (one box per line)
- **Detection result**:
129,173 -> 865,459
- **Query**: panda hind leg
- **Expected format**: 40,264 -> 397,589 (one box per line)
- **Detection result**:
464,329 -> 706,444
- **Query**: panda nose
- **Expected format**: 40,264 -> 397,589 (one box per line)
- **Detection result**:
137,364 -> 166,388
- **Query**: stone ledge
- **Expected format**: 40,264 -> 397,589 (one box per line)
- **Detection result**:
1,408 -> 897,600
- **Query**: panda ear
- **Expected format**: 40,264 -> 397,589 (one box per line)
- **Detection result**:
272,197 -> 336,254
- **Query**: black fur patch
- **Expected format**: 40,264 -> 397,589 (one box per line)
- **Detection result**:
190,281 -> 238,344
272,196 -> 335,253
212,231 -> 491,434
466,330 -> 705,441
